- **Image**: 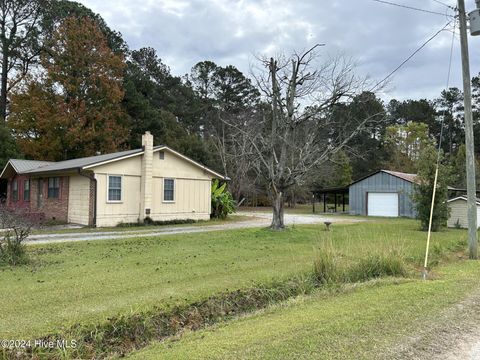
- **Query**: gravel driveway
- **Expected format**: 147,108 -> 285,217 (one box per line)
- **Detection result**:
26,212 -> 361,245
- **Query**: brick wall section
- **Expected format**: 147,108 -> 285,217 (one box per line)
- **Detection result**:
6,175 -> 31,210
44,176 -> 69,222
28,176 -> 69,222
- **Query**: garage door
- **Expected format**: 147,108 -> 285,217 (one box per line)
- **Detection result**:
368,193 -> 399,217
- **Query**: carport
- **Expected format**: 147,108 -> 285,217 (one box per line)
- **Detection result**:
312,186 -> 349,213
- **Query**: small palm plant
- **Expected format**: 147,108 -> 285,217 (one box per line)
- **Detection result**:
211,179 -> 235,219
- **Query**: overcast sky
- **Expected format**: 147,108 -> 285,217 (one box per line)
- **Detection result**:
78,0 -> 480,102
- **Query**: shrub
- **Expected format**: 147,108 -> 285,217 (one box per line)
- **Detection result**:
211,180 -> 235,219
0,231 -> 29,266
346,252 -> 407,282
0,206 -> 34,266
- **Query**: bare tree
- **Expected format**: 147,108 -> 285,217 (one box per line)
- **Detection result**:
0,0 -> 44,122
226,45 -> 384,229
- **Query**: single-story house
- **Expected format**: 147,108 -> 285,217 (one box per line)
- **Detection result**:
348,170 -> 417,218
0,132 -> 227,227
447,196 -> 480,228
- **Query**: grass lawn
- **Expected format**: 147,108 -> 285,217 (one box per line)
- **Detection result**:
129,260 -> 480,359
0,219 -> 467,341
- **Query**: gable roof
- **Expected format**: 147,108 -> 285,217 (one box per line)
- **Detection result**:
1,146 -> 228,180
0,159 -> 54,178
447,196 -> 480,205
349,169 -> 418,187
23,148 -> 142,175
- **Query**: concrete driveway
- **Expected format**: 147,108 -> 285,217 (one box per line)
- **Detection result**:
26,212 -> 361,245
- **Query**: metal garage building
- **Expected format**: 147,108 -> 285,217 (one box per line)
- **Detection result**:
348,170 -> 417,218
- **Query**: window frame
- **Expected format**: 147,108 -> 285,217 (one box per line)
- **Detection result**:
23,179 -> 30,202
163,178 -> 175,203
11,179 -> 18,202
107,175 -> 123,203
48,177 -> 60,199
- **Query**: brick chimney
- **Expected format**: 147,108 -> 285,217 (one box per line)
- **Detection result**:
140,131 -> 153,221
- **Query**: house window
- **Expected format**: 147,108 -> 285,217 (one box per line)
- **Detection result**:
108,175 -> 122,202
48,177 -> 60,198
163,178 -> 175,202
24,180 -> 30,201
159,151 -> 165,160
11,179 -> 18,202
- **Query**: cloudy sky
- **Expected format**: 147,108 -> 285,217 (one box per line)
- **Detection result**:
78,0 -> 480,101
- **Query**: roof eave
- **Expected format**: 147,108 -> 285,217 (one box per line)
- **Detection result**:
0,160 -> 18,179
153,146 -> 229,180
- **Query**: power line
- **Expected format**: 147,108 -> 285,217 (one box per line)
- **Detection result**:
371,21 -> 453,91
422,10 -> 457,278
431,0 -> 456,10
372,0 -> 455,17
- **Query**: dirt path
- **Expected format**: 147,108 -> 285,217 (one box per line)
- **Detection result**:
385,283 -> 480,360
26,212 -> 361,245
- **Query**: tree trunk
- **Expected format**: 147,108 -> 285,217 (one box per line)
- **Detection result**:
0,48 -> 8,122
271,190 -> 285,230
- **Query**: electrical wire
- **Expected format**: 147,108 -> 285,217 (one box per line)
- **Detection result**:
371,21 -> 453,92
431,0 -> 456,10
372,0 -> 455,17
422,14 -> 457,279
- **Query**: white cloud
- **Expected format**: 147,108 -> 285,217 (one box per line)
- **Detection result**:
78,0 -> 480,100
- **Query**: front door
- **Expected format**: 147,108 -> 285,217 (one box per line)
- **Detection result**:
37,179 -> 43,208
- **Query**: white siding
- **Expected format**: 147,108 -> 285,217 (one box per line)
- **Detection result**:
447,199 -> 480,228
68,175 -> 90,225
95,174 -> 141,227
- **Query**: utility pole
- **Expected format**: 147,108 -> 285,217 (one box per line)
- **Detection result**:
458,0 -> 478,259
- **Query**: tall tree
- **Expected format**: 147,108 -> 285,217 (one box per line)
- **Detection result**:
0,0 -> 44,122
330,92 -> 386,178
227,46 -> 375,229
451,144 -> 480,188
41,0 -> 126,54
383,122 -> 434,173
435,87 -> 464,156
123,47 -> 212,166
189,61 -> 261,199
9,17 -> 127,160
0,124 -> 17,169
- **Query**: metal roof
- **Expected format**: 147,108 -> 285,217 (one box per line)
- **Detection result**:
382,170 -> 418,184
1,145 -> 228,180
24,148 -> 143,174
349,169 -> 418,187
447,196 -> 480,205
9,159 -> 54,173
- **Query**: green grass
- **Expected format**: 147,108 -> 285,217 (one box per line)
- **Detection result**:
129,260 -> 480,359
0,219 -> 467,341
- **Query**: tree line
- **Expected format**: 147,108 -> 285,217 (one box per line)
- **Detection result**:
1,0 -> 480,217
